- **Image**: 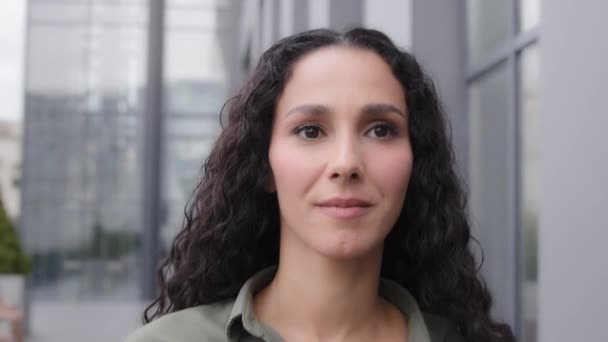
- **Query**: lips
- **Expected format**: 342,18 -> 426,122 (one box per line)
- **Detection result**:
317,198 -> 371,207
315,198 -> 372,219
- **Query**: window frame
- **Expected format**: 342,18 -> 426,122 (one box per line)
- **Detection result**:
465,0 -> 540,340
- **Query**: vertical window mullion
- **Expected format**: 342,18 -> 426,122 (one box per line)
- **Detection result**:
510,1 -> 524,340
508,49 -> 522,340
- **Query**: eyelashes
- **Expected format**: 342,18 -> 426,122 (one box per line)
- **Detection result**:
293,121 -> 399,140
294,123 -> 324,139
367,123 -> 397,139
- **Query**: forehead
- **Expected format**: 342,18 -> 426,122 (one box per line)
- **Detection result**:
276,46 -> 406,113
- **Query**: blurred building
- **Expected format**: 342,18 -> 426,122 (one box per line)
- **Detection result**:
22,0 -> 147,300
21,0 -> 234,296
162,79 -> 226,247
224,1 -> 607,342
20,0 -> 233,340
223,0 -> 412,92
16,0 -> 608,341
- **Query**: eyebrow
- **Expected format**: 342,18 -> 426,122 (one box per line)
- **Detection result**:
285,103 -> 406,117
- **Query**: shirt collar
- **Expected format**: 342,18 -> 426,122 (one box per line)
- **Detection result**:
226,266 -> 431,342
379,278 -> 432,342
227,266 -> 282,341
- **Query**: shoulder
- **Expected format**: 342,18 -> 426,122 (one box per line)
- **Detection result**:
124,301 -> 234,342
422,312 -> 466,342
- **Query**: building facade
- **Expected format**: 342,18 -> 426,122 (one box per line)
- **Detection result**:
222,1 -> 608,342
22,0 -> 147,299
18,1 -> 608,341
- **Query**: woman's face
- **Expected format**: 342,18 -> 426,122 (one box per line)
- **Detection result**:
268,46 -> 413,260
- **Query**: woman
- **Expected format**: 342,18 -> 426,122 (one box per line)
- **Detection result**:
127,28 -> 514,342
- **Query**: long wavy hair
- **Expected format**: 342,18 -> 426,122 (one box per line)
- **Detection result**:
144,28 -> 514,341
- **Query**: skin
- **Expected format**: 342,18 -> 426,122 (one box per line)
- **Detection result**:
255,46 -> 413,342
0,298 -> 24,342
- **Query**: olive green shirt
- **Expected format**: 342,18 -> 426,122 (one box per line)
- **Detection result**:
126,267 -> 463,342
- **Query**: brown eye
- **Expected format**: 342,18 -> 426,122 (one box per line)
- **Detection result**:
367,123 -> 395,139
296,125 -> 323,139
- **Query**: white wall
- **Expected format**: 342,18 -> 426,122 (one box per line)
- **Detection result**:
539,1 -> 608,341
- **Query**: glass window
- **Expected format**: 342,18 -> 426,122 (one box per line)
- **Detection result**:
23,1 -> 146,301
467,0 -> 512,65
162,138 -> 214,248
27,26 -> 88,94
466,0 -> 540,338
167,0 -> 231,9
165,31 -> 227,83
165,79 -> 227,115
167,6 -> 216,30
90,3 -> 147,26
161,0 -> 231,253
519,44 -> 540,342
166,116 -> 220,139
30,1 -> 147,26
519,0 -> 540,32
468,63 -> 513,322
168,0 -> 222,6
30,1 -> 87,23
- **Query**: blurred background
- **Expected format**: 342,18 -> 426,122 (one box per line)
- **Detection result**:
0,0 -> 606,341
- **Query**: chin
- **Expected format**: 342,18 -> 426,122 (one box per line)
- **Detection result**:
315,232 -> 383,261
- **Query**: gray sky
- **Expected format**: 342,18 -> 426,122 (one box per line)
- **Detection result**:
0,1 -> 26,122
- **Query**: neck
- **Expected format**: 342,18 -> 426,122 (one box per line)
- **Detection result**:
254,232 -> 388,340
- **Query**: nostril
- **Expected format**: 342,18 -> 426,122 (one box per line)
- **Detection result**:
330,170 -> 361,181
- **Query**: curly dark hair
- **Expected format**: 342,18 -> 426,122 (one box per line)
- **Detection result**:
144,28 -> 514,342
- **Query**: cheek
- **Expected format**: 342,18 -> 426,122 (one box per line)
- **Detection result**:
269,143 -> 321,198
367,146 -> 413,198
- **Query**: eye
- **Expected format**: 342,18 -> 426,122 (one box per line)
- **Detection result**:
295,124 -> 324,139
366,122 -> 396,139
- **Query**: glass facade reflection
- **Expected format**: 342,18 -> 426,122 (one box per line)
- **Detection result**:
22,0 -> 235,302
466,0 -> 541,339
22,0 -> 148,300
468,63 -> 513,323
22,0 -> 235,303
15,0 -> 548,340
161,0 -> 232,251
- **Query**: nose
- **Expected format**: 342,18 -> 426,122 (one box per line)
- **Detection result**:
328,135 -> 364,183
